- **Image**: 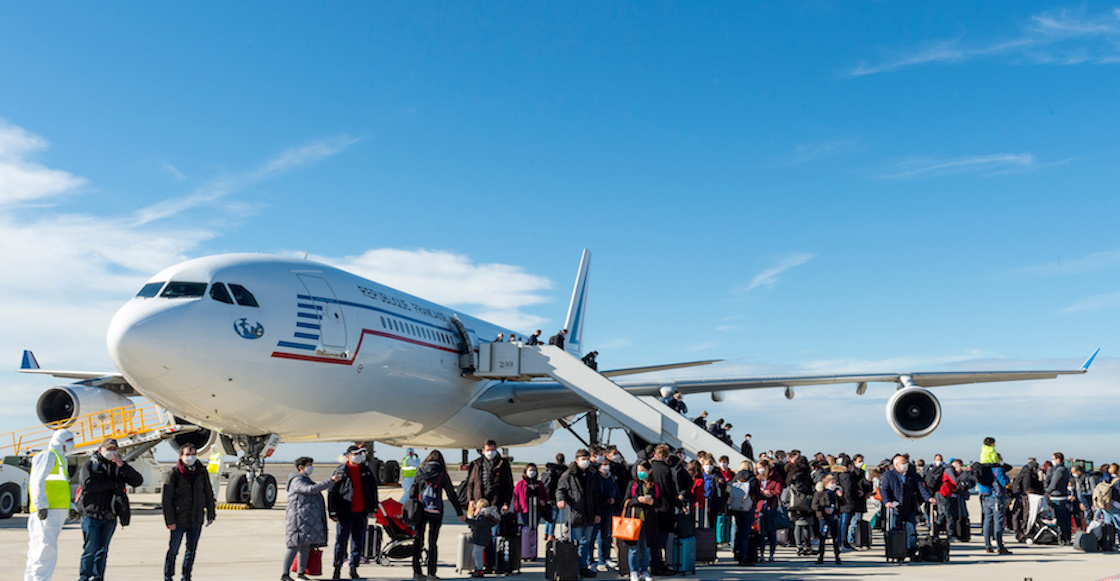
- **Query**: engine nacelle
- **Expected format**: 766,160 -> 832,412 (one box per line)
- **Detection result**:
36,385 -> 133,427
885,387 -> 942,439
170,418 -> 217,454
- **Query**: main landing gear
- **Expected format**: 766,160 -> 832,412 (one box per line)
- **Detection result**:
224,434 -> 280,509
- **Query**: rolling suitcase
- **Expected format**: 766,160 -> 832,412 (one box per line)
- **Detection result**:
667,532 -> 696,574
885,510 -> 908,563
457,532 -> 474,573
716,514 -> 732,545
496,534 -> 521,574
1100,523 -> 1117,551
693,507 -> 717,564
856,519 -> 872,548
520,524 -> 538,560
954,496 -> 971,541
917,505 -> 950,563
545,539 -> 580,580
363,524 -> 382,560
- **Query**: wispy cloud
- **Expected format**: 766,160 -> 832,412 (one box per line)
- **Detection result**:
0,120 -> 86,206
161,161 -> 186,181
132,136 -> 360,226
879,153 -> 1037,179
309,248 -> 553,331
1059,291 -> 1120,314
850,7 -> 1120,76
739,253 -> 815,292
1017,248 -> 1120,277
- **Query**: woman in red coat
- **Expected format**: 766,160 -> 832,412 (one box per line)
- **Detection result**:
754,462 -> 783,563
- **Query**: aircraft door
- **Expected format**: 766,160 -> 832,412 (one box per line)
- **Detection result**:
297,275 -> 348,350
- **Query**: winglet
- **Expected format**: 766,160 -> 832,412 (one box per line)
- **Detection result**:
1081,348 -> 1101,371
21,350 -> 40,370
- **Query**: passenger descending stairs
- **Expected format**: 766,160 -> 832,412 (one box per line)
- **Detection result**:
475,343 -> 746,465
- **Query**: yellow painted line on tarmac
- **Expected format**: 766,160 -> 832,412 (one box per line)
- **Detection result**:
216,502 -> 248,510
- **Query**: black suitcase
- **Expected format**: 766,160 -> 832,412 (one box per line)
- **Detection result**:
918,505 -> 950,562
496,534 -> 521,574
363,524 -> 382,560
954,516 -> 971,542
856,519 -> 872,548
695,529 -> 717,564
745,530 -> 761,564
885,511 -> 907,563
545,539 -> 580,581
1101,523 -> 1117,551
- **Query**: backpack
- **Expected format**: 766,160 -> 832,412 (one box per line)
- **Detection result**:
421,474 -> 443,513
924,465 -> 945,492
788,486 -> 811,514
971,462 -> 994,487
1093,480 -> 1113,510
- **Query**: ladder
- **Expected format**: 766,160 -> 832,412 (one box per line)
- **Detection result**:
475,343 -> 746,465
0,399 -> 184,456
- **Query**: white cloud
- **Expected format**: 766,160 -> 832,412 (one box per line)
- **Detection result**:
1059,291 -> 1120,314
880,153 -> 1035,179
739,253 -> 815,292
0,119 -> 86,206
850,8 -> 1120,76
310,248 -> 553,331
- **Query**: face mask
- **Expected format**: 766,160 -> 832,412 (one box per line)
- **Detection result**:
577,459 -> 591,470
637,471 -> 649,481
900,463 -> 910,472
595,455 -> 605,464
720,462 -> 728,470
304,465 -> 314,476
483,450 -> 497,460
101,450 -> 119,461
183,455 -> 197,466
702,464 -> 713,473
611,455 -> 620,463
526,470 -> 537,478
352,453 -> 366,464
827,483 -> 837,491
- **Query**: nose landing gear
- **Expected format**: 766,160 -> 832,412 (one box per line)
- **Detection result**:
224,433 -> 280,509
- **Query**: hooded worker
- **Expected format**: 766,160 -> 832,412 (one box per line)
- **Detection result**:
25,427 -> 75,581
399,448 -> 419,502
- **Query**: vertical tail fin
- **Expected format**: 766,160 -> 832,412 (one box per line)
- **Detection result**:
21,350 -> 40,370
563,249 -> 592,355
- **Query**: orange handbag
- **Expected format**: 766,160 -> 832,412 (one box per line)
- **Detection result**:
611,506 -> 642,542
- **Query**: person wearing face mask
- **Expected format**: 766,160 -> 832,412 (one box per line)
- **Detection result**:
465,440 -> 514,514
593,457 -> 621,572
513,461 -> 549,564
879,454 -> 934,560
812,475 -> 843,565
556,449 -> 603,578
283,457 -> 343,581
754,461 -> 783,562
623,461 -> 660,581
606,446 -> 631,494
328,445 -> 379,580
162,443 -> 216,581
25,428 -> 75,581
78,437 -> 143,581
409,450 -> 466,579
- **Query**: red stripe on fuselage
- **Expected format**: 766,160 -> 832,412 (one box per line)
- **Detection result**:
270,327 -> 461,365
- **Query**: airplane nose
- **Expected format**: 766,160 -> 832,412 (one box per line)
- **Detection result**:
107,304 -> 187,381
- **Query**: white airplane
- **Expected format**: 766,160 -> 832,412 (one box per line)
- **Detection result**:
20,250 -> 1096,507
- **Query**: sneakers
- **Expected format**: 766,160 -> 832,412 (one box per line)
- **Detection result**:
296,574 -> 312,581
629,573 -> 640,581
640,573 -> 653,581
281,575 -> 295,581
470,570 -> 485,578
597,563 -> 609,572
606,560 -> 618,568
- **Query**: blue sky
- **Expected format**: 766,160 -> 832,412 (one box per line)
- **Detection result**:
1,3 -> 1117,467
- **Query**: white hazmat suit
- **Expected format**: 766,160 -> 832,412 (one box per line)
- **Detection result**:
25,428 -> 75,581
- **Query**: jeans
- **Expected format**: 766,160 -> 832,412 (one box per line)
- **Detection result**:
731,510 -> 754,563
838,512 -> 853,546
164,525 -> 202,581
594,514 -> 614,565
981,494 -> 1006,549
412,511 -> 442,576
80,516 -> 117,581
1050,498 -> 1072,542
333,511 -> 368,568
758,508 -> 777,556
283,544 -> 311,575
571,524 -> 595,571
818,516 -> 840,557
627,528 -> 651,575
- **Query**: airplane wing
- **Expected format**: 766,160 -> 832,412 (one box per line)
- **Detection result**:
18,350 -> 137,396
601,359 -> 720,378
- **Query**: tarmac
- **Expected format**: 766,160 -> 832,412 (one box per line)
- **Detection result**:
2,478 -> 1119,581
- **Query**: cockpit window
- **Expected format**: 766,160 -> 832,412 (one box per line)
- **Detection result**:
135,282 -> 165,298
210,282 -> 234,304
160,282 -> 208,299
227,284 -> 259,307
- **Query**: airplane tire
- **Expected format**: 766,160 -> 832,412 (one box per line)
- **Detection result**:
251,473 -> 277,509
227,473 -> 250,504
0,483 -> 19,519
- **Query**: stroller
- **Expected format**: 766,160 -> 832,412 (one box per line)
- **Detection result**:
371,498 -> 427,565
1023,493 -> 1061,545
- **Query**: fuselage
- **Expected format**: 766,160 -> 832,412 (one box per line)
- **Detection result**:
106,254 -> 556,448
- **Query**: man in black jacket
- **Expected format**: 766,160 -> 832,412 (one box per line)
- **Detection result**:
163,443 -> 216,581
328,445 -> 379,580
78,437 -> 143,581
648,445 -> 682,575
556,449 -> 602,578
740,434 -> 753,460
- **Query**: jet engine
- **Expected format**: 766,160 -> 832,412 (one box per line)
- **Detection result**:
885,386 -> 942,439
36,385 -> 133,427
170,417 -> 217,453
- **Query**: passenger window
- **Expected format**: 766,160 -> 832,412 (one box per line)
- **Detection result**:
210,283 -> 234,304
136,282 -> 165,298
160,282 -> 207,299
380,316 -> 386,328
228,284 -> 259,307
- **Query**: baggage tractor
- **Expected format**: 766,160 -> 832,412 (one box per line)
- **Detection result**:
496,534 -> 521,574
1075,530 -> 1100,552
545,539 -> 580,581
716,514 -> 731,545
667,532 -> 696,574
885,510 -> 908,564
457,531 -> 474,573
615,538 -> 631,577
520,525 -> 538,561
363,524 -> 382,560
856,519 -> 872,548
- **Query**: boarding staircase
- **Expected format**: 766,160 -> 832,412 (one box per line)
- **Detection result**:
0,399 -> 191,457
475,344 -> 746,465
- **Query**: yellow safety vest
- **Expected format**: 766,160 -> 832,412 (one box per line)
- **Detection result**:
207,451 -> 222,474
400,456 -> 418,479
30,450 -> 70,511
